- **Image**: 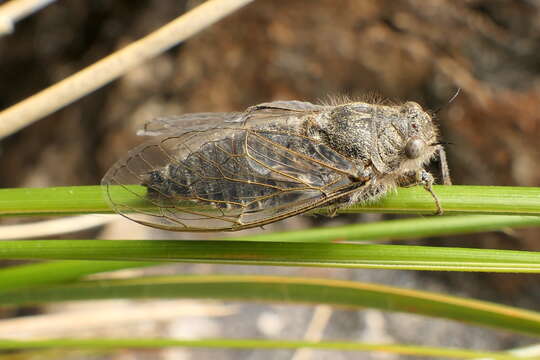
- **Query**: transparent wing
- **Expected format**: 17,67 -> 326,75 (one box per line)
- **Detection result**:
249,100 -> 326,112
137,100 -> 326,137
137,112 -> 243,137
102,126 -> 364,232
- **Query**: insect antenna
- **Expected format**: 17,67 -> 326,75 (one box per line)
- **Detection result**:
434,88 -> 461,115
430,141 -> 453,146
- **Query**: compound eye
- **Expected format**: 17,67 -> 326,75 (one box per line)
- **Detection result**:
405,137 -> 426,159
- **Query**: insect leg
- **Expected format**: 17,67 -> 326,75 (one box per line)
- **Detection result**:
436,145 -> 452,186
418,170 -> 443,215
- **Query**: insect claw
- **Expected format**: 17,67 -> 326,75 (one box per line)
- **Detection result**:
425,185 -> 443,215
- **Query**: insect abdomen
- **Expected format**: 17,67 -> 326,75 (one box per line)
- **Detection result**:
142,133 -> 295,211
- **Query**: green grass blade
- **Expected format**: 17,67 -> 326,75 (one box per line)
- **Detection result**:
0,240 -> 537,272
2,275 -> 540,337
0,186 -> 114,216
0,214 -> 536,292
239,215 -> 540,242
0,338 -> 523,359
0,261 -> 157,292
343,185 -> 540,215
0,185 -> 539,216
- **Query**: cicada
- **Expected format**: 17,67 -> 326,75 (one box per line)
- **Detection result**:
102,100 -> 451,232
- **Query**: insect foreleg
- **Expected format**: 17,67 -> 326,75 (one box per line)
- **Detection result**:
417,169 -> 443,215
435,145 -> 452,186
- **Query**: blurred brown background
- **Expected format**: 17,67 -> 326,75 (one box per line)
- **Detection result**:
2,1 -> 540,189
0,1 -> 539,357
2,1 -> 539,251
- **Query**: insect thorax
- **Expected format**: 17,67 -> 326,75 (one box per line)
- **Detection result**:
307,102 -> 438,176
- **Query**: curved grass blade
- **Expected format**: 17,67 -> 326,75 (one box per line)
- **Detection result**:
0,338 -> 523,359
1,275 -> 539,337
